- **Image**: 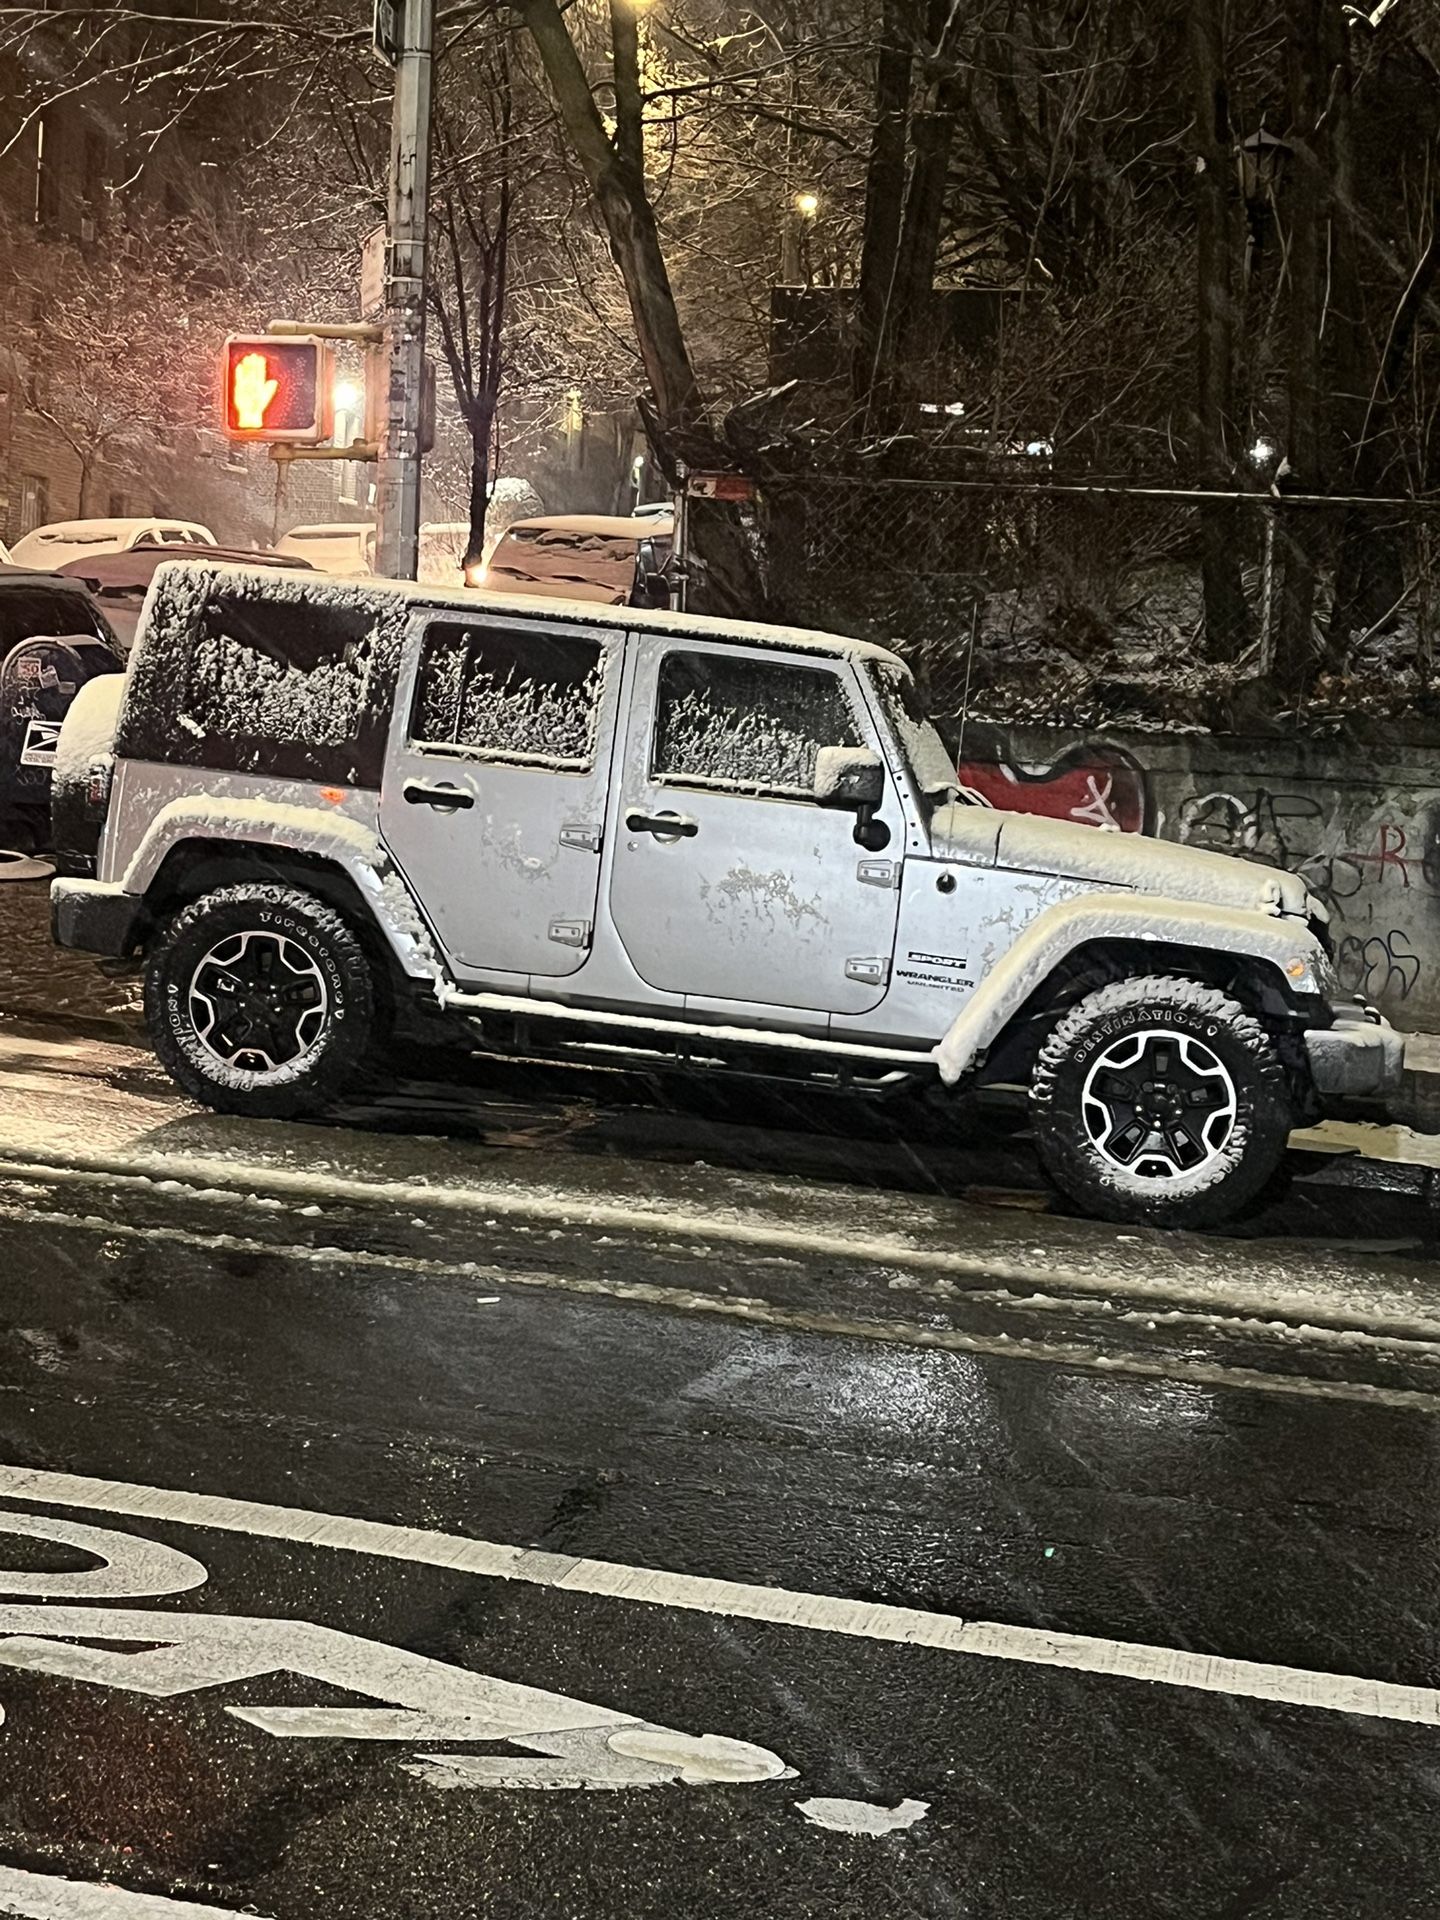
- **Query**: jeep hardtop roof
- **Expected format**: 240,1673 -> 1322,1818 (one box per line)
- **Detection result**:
144,557 -> 909,674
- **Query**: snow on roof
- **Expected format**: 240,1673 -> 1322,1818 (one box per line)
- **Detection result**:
55,546 -> 311,592
502,514 -> 674,539
22,518 -> 209,541
141,557 -> 908,670
280,523 -> 373,539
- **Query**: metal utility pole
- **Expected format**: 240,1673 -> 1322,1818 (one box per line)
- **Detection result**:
374,0 -> 435,581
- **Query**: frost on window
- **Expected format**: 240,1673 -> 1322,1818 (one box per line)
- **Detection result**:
187,601 -> 374,750
412,623 -> 604,771
118,564 -> 408,787
653,651 -> 860,798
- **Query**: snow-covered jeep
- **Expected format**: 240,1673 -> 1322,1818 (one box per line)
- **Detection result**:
50,559 -> 1399,1228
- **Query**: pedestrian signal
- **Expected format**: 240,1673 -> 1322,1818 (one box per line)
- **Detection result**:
221,336 -> 334,444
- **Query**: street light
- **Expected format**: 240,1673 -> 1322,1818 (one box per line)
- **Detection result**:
334,379 -> 362,415
789,189 -> 819,287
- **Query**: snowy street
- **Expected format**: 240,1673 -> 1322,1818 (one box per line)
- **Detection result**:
5,928 -> 1440,1909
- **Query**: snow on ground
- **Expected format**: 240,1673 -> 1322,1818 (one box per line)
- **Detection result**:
1,1019 -> 1440,1351
0,883 -> 138,1030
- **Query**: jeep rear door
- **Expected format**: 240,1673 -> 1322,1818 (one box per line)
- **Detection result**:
607,637 -> 904,1016
380,612 -> 622,979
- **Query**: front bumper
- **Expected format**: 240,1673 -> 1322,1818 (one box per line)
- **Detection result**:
51,877 -> 143,957
1304,1003 -> 1404,1103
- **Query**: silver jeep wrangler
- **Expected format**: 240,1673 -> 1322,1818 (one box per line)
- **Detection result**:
49,560 -> 1399,1228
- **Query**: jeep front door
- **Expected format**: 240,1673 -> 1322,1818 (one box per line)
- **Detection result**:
380,615 -> 620,979
608,641 -> 903,1016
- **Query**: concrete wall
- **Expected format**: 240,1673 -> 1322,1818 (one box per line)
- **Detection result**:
958,724 -> 1440,1033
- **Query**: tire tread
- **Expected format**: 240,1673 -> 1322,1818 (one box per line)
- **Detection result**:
1030,972 -> 1291,1228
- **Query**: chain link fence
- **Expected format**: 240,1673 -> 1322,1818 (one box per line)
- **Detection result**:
685,478 -> 1440,726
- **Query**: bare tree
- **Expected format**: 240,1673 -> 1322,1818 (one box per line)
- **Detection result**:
1,210 -> 220,514
428,35 -> 515,569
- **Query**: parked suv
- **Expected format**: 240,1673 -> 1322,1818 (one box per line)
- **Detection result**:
49,560 -> 1399,1227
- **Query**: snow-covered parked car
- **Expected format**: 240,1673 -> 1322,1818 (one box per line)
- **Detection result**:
9,517 -> 216,571
479,513 -> 673,607
54,541 -> 312,650
274,523 -> 377,577
48,559 -> 1400,1227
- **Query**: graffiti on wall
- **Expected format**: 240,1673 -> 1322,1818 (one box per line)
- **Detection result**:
957,734 -> 1153,835
1337,929 -> 1421,1002
1175,789 -> 1371,917
956,725 -> 1440,1027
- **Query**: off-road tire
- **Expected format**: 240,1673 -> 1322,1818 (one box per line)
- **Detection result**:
144,883 -> 377,1119
1030,974 -> 1293,1229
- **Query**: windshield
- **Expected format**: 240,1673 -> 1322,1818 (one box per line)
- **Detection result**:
870,662 -> 959,806
0,587 -> 112,651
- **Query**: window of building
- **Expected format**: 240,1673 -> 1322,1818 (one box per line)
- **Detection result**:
335,406 -> 360,506
411,622 -> 605,772
19,476 -> 48,536
651,650 -> 860,799
34,119 -> 60,228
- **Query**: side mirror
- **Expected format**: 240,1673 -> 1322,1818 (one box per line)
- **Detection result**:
639,569 -> 672,609
814,746 -> 884,809
814,746 -> 890,851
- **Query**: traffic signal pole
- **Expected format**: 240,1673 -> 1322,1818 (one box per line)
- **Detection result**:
375,0 -> 435,581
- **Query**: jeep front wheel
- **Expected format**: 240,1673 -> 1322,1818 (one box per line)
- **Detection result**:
144,883 -> 377,1118
1029,975 -> 1293,1229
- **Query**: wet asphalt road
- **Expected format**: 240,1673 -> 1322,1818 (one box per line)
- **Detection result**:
5,878 -> 1440,1913
3,1180 -> 1440,1919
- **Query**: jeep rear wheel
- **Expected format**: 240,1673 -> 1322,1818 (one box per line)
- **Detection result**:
144,883 -> 377,1118
1029,975 -> 1293,1229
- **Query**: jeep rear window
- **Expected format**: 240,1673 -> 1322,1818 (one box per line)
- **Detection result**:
410,622 -> 605,771
117,577 -> 405,787
652,650 -> 861,799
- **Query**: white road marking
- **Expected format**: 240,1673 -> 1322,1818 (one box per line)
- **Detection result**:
0,1603 -> 790,1791
795,1796 -> 930,1836
406,1730 -> 791,1793
0,1864 -> 271,1918
0,1512 -> 206,1600
0,1464 -> 1436,1728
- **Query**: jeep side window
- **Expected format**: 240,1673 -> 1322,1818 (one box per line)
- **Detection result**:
411,623 -> 605,772
652,650 -> 861,800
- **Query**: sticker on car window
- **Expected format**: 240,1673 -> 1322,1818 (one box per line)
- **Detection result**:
19,717 -> 61,767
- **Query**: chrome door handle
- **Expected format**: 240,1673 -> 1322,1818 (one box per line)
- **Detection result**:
626,808 -> 699,839
404,780 -> 474,811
